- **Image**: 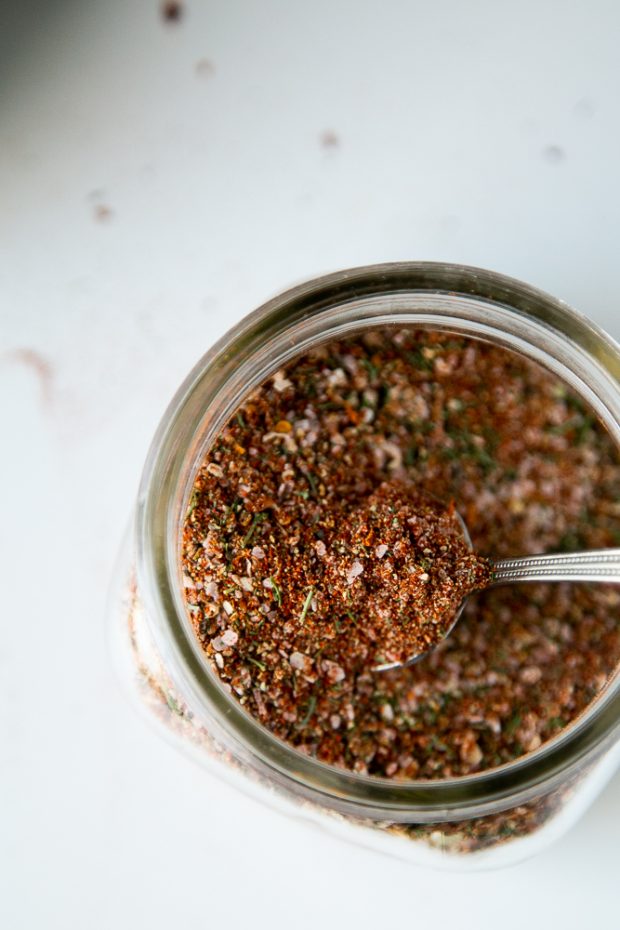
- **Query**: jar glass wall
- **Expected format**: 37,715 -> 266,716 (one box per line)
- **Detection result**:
108,263 -> 620,869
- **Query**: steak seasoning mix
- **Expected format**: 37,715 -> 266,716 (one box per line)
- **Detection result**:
178,329 -> 620,849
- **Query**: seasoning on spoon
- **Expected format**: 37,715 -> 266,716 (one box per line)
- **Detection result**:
184,472 -> 490,674
324,481 -> 491,667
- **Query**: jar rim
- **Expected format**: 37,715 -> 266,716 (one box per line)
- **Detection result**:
136,262 -> 620,820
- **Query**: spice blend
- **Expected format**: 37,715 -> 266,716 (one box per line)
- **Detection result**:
322,481 -> 491,665
182,330 -> 620,779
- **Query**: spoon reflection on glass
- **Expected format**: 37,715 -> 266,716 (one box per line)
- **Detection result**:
375,511 -> 620,672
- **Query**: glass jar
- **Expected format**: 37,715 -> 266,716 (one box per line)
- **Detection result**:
108,262 -> 620,870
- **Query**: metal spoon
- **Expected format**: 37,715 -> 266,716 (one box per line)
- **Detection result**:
376,513 -> 620,672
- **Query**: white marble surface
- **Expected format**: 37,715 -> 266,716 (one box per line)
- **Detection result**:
3,1 -> 620,927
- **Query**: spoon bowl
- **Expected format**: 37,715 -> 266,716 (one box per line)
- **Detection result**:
375,511 -> 620,673
374,510 -> 474,672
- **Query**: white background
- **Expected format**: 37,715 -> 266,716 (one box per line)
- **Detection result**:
2,1 -> 620,926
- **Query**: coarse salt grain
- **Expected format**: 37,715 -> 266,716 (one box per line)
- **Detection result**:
222,600 -> 234,615
326,367 -> 347,386
460,735 -> 483,767
322,660 -> 346,684
346,560 -> 364,585
201,534 -> 218,554
289,651 -> 311,672
486,715 -> 502,735
520,666 -> 543,685
253,688 -> 267,716
272,370 -> 292,393
206,462 -> 224,478
381,440 -> 403,470
263,431 -> 298,453
375,544 -> 388,559
251,546 -> 266,559
221,628 -> 238,647
524,733 -> 542,752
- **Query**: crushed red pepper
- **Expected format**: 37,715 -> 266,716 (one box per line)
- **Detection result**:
181,329 -> 620,780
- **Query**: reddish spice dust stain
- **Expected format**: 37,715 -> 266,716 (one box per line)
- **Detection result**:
93,204 -> 113,223
320,130 -> 340,149
543,144 -> 565,164
5,349 -> 54,407
161,1 -> 184,23
195,58 -> 216,78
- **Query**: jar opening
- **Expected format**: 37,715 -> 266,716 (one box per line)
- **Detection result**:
137,263 -> 620,821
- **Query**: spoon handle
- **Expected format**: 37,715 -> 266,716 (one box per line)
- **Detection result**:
491,549 -> 620,585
